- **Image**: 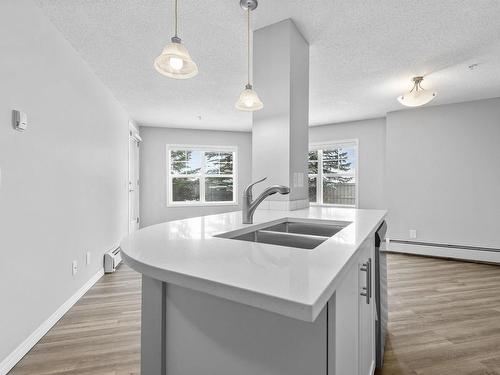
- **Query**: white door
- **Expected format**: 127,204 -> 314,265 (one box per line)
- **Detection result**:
129,132 -> 140,233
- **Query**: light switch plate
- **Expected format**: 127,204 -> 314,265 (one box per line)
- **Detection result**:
293,172 -> 304,188
13,110 -> 27,132
409,229 -> 417,239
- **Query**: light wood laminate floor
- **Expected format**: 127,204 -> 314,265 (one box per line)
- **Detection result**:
9,254 -> 500,374
9,265 -> 141,375
377,253 -> 500,375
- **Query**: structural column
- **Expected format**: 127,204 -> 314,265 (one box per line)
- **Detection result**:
252,19 -> 310,210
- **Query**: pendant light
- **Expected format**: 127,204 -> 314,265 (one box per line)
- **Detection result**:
397,76 -> 436,107
154,0 -> 198,79
236,0 -> 263,111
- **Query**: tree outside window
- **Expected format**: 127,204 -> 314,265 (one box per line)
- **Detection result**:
309,142 -> 357,207
168,146 -> 237,206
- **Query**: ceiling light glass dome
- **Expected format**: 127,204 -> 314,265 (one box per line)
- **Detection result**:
397,76 -> 436,107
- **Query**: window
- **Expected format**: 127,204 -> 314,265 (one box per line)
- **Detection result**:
309,141 -> 358,207
167,145 -> 237,206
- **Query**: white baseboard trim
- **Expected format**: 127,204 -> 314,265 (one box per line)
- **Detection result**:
0,268 -> 104,375
384,241 -> 500,264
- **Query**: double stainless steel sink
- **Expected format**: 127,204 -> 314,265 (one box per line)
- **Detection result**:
216,219 -> 350,249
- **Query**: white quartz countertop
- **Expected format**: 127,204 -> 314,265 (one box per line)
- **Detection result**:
120,207 -> 386,322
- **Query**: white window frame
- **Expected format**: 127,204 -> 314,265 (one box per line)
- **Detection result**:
309,139 -> 359,208
166,144 -> 238,207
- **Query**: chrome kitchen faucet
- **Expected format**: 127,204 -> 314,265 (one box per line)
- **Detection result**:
242,177 -> 290,224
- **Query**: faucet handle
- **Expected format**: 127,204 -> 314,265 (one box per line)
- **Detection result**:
244,177 -> 267,197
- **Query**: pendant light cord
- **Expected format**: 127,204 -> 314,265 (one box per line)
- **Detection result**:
174,0 -> 178,38
247,9 -> 252,86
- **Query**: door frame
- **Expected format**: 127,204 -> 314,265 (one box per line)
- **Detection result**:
128,122 -> 142,233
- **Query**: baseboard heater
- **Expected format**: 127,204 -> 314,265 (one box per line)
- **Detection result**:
384,239 -> 500,264
387,239 -> 500,252
104,247 -> 122,273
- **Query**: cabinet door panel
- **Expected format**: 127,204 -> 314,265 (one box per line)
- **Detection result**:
358,238 -> 375,375
335,236 -> 376,375
335,257 -> 359,375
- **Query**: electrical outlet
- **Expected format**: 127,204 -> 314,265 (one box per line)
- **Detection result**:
86,252 -> 91,265
72,260 -> 78,275
409,229 -> 417,239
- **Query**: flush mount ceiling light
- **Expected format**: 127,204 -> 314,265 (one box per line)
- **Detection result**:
397,76 -> 437,107
235,0 -> 263,112
154,0 -> 198,79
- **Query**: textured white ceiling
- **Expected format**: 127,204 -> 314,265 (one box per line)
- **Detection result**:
36,0 -> 500,131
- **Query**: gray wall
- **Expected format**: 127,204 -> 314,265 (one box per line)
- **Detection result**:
139,126 -> 252,227
0,0 -> 129,365
309,118 -> 387,209
386,98 -> 500,248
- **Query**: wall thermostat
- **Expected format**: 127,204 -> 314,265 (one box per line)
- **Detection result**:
13,110 -> 28,132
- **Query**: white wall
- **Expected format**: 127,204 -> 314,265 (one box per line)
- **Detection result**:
288,20 -> 310,203
0,0 -> 129,366
309,118 -> 386,209
253,20 -> 309,206
139,126 -> 252,227
386,98 -> 500,249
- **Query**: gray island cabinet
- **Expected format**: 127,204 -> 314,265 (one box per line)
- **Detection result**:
121,207 -> 385,375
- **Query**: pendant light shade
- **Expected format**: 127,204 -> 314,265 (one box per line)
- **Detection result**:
236,84 -> 263,111
154,37 -> 198,79
236,0 -> 263,112
397,76 -> 436,107
154,0 -> 198,79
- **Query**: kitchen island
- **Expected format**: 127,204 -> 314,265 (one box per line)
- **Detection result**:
121,207 -> 386,375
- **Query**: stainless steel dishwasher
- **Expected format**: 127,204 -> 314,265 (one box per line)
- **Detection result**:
375,221 -> 388,368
